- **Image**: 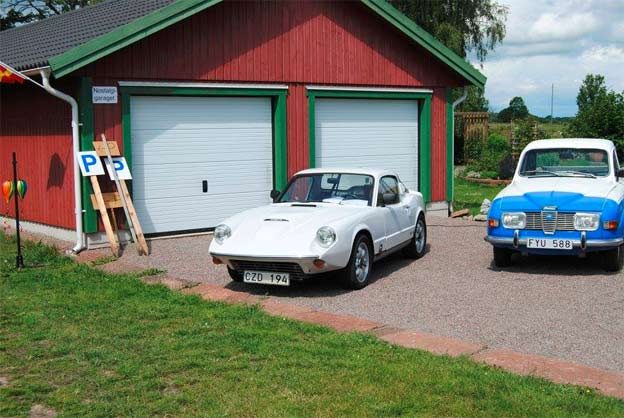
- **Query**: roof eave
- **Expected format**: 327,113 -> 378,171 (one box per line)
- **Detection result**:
48,0 -> 223,78
47,0 -> 486,89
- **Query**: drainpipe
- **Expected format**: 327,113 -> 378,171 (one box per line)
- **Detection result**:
40,69 -> 85,253
448,86 -> 469,217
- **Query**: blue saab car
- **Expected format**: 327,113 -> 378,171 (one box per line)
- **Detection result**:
485,138 -> 624,271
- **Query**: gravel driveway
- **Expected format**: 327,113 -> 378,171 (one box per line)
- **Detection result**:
115,217 -> 624,373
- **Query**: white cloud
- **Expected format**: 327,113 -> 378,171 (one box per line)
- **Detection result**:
530,12 -> 597,41
479,0 -> 624,116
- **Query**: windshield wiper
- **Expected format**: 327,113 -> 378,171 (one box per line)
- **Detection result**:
523,170 -> 561,177
558,170 -> 597,178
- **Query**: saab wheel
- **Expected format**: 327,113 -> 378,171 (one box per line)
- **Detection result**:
493,247 -> 513,268
403,214 -> 427,259
602,246 -> 624,272
227,267 -> 244,282
342,234 -> 373,290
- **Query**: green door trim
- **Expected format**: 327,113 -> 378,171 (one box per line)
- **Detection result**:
77,77 -> 98,233
306,88 -> 432,202
74,85 -> 290,234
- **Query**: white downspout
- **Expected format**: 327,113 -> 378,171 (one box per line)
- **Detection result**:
40,69 -> 85,253
448,86 -> 469,216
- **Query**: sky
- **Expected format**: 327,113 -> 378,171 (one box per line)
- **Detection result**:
476,0 -> 624,117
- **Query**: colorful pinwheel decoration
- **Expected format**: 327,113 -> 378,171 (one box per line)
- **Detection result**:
2,180 -> 13,203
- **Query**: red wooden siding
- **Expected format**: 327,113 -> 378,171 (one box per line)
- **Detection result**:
286,84 -> 309,176
430,88 -> 448,202
80,1 -> 464,87
80,0 -> 461,200
0,83 -> 75,228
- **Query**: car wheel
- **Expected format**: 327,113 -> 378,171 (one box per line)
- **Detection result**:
602,246 -> 624,272
403,214 -> 427,259
227,266 -> 244,282
493,247 -> 513,268
342,234 -> 373,290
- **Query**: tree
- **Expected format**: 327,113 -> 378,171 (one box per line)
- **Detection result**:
459,87 -> 489,112
497,97 -> 530,122
1,0 -> 103,30
567,74 -> 624,152
389,0 -> 508,63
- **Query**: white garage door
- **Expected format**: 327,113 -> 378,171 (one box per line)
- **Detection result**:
130,96 -> 273,234
315,98 -> 419,190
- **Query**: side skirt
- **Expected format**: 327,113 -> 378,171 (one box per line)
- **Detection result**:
373,239 -> 411,262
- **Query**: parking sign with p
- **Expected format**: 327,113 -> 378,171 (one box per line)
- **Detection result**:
77,151 -> 105,176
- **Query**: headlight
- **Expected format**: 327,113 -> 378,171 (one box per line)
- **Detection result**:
214,224 -> 232,244
316,226 -> 336,248
502,212 -> 526,229
574,213 -> 599,231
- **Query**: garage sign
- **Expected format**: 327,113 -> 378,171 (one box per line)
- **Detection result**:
92,86 -> 118,104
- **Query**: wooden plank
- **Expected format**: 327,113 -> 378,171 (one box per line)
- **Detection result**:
451,209 -> 470,218
93,141 -> 121,157
119,180 -> 150,256
90,192 -> 123,209
90,176 -> 120,256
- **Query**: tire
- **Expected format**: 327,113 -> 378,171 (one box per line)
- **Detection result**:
493,247 -> 513,268
342,234 -> 373,290
403,214 -> 427,259
602,246 -> 624,272
227,266 -> 244,282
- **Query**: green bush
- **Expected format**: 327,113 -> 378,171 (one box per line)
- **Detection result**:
473,134 -> 512,178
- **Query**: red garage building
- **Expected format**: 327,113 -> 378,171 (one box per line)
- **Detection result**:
0,0 -> 485,250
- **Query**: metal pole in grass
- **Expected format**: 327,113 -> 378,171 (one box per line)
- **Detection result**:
13,152 -> 23,269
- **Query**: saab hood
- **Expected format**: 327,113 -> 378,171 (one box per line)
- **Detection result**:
496,177 -> 618,212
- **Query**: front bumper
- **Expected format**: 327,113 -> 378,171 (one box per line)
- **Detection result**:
209,252 -> 338,278
485,231 -> 624,252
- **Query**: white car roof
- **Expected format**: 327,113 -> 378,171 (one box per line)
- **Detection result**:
294,167 -> 399,178
524,138 -> 615,152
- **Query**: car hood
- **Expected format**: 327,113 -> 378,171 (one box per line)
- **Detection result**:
210,203 -> 370,256
496,177 -> 618,211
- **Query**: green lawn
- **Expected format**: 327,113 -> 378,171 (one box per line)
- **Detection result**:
454,177 -> 506,215
1,236 -> 623,417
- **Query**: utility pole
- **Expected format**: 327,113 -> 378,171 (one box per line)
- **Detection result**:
550,83 -> 554,124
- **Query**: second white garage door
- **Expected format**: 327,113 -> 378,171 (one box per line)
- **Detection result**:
315,98 -> 419,190
130,96 -> 273,234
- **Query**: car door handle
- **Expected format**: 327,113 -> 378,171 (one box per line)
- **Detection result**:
202,180 -> 208,193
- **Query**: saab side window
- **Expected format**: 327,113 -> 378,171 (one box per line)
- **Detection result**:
378,176 -> 400,206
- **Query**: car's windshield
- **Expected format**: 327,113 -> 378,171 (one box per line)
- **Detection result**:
519,148 -> 610,178
279,173 -> 374,206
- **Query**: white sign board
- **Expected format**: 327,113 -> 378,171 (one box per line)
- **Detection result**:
92,86 -> 118,104
77,151 -> 105,176
105,157 -> 132,180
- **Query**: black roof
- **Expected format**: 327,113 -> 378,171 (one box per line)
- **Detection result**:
0,0 -> 176,71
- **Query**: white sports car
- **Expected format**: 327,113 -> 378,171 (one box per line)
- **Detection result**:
209,168 -> 427,289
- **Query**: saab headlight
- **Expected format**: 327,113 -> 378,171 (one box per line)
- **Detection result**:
316,226 -> 336,248
214,224 -> 232,244
574,213 -> 599,231
502,212 -> 526,229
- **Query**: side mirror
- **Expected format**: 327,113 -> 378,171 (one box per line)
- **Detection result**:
617,168 -> 624,178
381,192 -> 399,205
270,189 -> 280,202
